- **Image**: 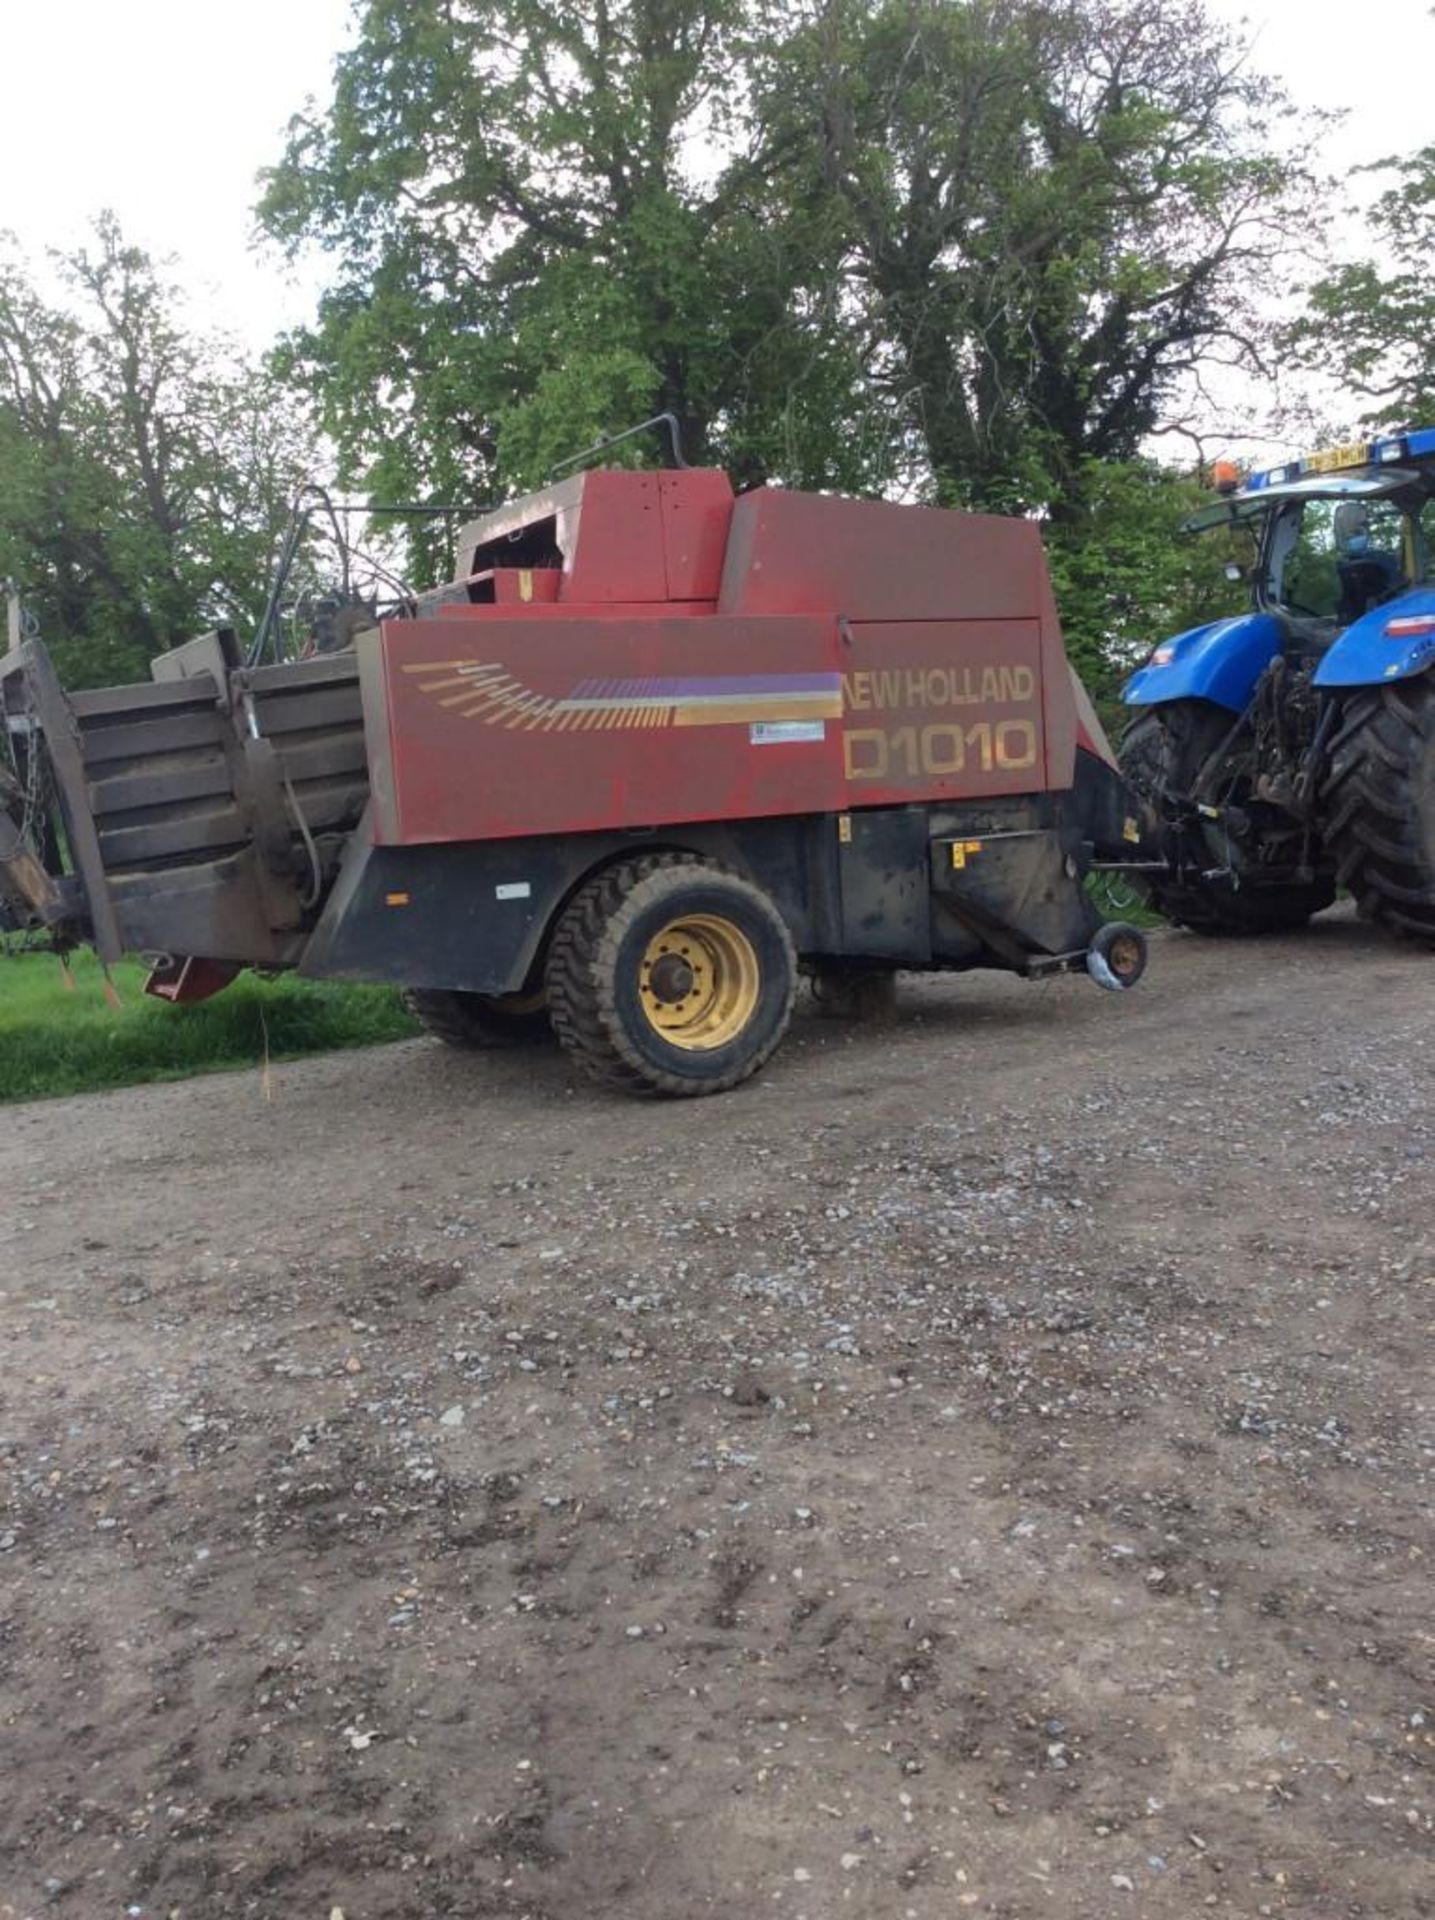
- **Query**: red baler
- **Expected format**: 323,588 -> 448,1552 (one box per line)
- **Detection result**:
2,464 -> 1148,1094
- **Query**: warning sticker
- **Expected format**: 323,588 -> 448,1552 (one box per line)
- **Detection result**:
749,720 -> 826,746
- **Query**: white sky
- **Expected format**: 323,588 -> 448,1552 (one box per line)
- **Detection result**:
1209,0 -> 1434,179
0,0 -> 356,345
0,0 -> 1430,363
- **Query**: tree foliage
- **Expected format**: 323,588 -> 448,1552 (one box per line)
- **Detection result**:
260,0 -> 869,560
762,0 -> 1319,514
261,0 -> 1317,589
0,216 -> 315,686
1290,142 -> 1435,430
1042,456 -> 1244,703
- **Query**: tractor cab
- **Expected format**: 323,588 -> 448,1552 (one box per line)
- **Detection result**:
1124,428 -> 1435,713
1186,430 -> 1435,650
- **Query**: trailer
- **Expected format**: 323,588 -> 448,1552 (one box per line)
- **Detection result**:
1,462 -> 1149,1094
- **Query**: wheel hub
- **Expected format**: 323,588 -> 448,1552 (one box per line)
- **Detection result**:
648,952 -> 696,1003
638,913 -> 760,1051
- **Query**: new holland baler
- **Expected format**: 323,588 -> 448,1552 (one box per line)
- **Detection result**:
1,466 -> 1149,1094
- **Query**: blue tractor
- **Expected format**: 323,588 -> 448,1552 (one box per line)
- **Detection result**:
1120,428 -> 1435,943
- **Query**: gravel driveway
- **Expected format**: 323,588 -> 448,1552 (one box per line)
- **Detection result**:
1,911 -> 1430,1919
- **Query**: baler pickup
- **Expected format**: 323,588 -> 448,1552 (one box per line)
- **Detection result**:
1,629 -> 369,987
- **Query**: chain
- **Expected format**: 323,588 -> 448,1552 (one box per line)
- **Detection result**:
20,715 -> 50,847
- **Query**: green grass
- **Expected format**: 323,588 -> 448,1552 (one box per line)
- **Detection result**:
0,949 -> 418,1103
1085,871 -> 1164,928
0,874 -> 1162,1104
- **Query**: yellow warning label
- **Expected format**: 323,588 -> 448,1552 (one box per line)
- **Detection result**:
838,814 -> 852,844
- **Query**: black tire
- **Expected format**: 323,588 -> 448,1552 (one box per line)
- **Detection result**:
403,987 -> 552,1049
1086,920 -> 1148,989
545,853 -> 797,1096
1321,674 -> 1435,945
1120,701 -> 1335,934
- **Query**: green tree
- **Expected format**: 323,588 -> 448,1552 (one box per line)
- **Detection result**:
264,0 -> 1320,553
263,0 -> 1320,689
1291,142 -> 1435,429
259,0 -> 870,574
0,216 -> 315,686
1042,456 -> 1245,708
758,0 -> 1320,517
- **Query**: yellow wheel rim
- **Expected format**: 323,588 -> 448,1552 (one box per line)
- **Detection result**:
638,913 -> 760,1052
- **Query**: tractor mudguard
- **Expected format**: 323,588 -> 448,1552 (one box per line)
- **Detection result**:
1122,611 -> 1284,713
1313,585 -> 1435,689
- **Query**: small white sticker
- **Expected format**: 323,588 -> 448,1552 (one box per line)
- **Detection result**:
495,882 -> 532,900
750,720 -> 826,745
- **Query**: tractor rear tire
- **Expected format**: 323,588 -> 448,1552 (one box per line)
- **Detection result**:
1321,674 -> 1435,945
546,854 -> 797,1096
403,987 -> 552,1049
1120,702 -> 1335,935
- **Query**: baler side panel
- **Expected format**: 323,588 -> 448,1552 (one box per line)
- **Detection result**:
717,489 -> 1048,622
357,629 -> 401,843
718,488 -> 1089,798
837,620 -> 1046,806
376,615 -> 847,845
560,471 -> 668,603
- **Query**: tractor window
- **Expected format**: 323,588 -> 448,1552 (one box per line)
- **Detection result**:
1272,502 -> 1340,617
1270,497 -> 1407,623
1412,498 -> 1435,583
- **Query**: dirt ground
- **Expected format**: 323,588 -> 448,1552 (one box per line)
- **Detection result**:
0,911 -> 1430,1920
